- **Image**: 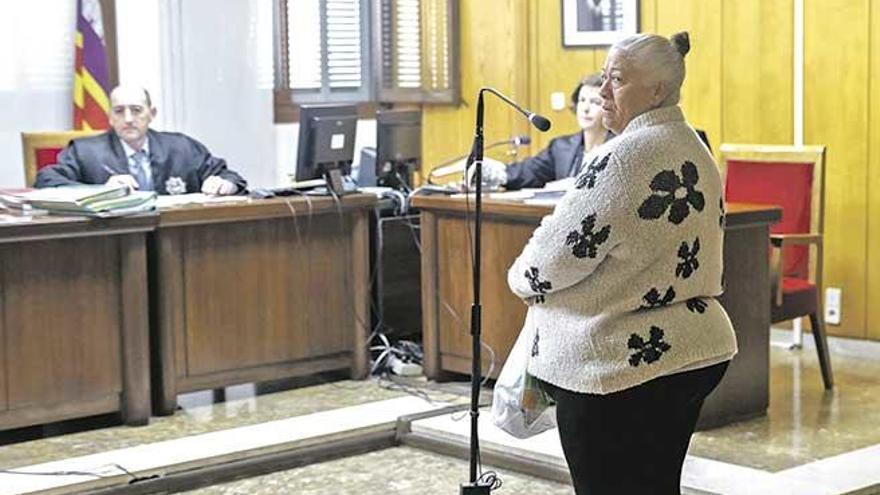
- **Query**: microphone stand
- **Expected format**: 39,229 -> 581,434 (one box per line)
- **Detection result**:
460,88 -> 550,495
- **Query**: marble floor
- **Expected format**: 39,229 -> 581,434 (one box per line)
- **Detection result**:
180,446 -> 574,495
0,373 -> 430,469
689,342 -> 880,472
2,332 -> 880,494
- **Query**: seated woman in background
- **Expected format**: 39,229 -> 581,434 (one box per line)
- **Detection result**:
478,74 -> 607,190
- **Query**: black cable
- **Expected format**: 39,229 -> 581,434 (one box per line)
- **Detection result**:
285,191 -> 386,346
393,170 -> 413,194
282,197 -> 305,247
401,213 -> 422,255
0,463 -> 154,484
0,469 -> 103,478
327,190 -> 383,359
478,470 -> 503,491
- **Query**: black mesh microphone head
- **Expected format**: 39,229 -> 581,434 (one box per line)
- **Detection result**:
529,113 -> 552,132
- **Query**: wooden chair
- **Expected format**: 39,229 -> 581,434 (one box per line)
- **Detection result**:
719,144 -> 832,390
21,130 -> 101,186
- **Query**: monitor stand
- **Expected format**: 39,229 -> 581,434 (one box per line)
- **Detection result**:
325,168 -> 348,196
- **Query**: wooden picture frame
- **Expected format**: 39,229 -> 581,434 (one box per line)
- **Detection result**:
561,0 -> 638,48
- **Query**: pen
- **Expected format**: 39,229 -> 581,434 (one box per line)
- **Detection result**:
102,164 -> 116,175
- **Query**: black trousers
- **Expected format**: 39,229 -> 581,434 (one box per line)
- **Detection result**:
540,361 -> 729,495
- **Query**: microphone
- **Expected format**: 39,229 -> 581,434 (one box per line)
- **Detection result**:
511,135 -> 531,146
480,87 -> 552,133
529,114 -> 552,132
427,135 -> 532,181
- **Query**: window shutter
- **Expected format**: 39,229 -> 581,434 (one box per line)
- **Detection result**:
326,0 -> 363,89
278,0 -> 370,104
421,0 -> 458,102
274,0 -> 460,121
374,0 -> 459,103
286,0 -> 322,90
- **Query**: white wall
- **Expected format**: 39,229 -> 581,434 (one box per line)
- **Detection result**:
172,0 -> 277,188
0,0 -> 376,190
0,1 -> 77,187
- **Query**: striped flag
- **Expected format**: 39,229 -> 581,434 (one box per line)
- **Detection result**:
73,0 -> 111,130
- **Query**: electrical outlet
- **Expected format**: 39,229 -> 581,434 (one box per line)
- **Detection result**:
825,287 -> 842,325
550,91 -> 567,111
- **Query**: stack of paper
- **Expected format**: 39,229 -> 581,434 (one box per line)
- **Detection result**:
0,188 -> 42,213
17,185 -> 157,217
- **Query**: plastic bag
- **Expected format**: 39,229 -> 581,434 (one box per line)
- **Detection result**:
491,325 -> 556,439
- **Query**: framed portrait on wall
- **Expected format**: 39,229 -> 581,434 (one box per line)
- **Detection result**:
561,0 -> 639,47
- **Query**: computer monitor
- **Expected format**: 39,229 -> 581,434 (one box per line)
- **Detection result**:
295,104 -> 358,194
376,109 -> 421,190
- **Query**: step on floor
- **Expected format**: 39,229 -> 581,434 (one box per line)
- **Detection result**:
405,408 -> 880,495
0,396 -> 446,495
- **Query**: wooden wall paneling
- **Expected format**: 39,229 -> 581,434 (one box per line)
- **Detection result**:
461,1 -> 522,147
421,105 -> 466,184
804,0 -> 869,338
5,238 -> 121,409
421,0 -> 526,182
527,0 -> 540,157
530,0 -> 603,152
639,0 -> 658,33
868,0 -> 880,340
655,0 -> 723,157
722,0 -> 793,145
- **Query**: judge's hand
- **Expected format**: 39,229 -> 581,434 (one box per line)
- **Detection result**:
106,174 -> 139,190
201,176 -> 237,196
465,157 -> 507,191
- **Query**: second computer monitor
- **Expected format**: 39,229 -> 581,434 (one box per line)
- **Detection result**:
376,109 -> 421,190
295,104 -> 358,185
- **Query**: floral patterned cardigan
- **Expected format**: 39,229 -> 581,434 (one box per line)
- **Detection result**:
507,105 -> 736,395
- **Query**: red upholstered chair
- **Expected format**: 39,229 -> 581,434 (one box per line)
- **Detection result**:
720,144 -> 832,390
21,130 -> 101,186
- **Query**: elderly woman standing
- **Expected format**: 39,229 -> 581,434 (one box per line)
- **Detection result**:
507,32 -> 734,494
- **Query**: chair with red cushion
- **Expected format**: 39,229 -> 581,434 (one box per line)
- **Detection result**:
720,144 -> 832,390
21,130 -> 101,186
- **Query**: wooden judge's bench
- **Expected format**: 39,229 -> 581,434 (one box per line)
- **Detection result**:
149,195 -> 374,415
0,194 -> 375,430
413,195 -> 781,429
0,214 -> 155,431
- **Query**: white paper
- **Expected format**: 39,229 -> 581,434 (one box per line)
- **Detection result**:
156,193 -> 250,209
